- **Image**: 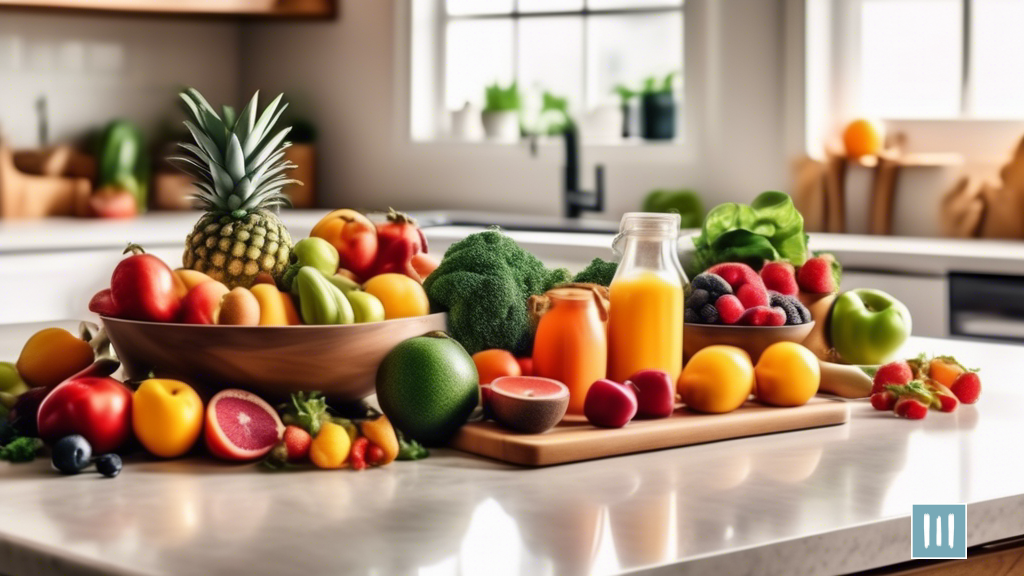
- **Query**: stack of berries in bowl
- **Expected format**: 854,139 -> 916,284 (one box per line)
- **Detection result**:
869,354 -> 981,419
684,258 -> 836,326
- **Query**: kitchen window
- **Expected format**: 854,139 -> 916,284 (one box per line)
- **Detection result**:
808,0 -> 1024,159
409,0 -> 684,144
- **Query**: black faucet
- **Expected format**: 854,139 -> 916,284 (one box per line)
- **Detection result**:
562,125 -> 604,218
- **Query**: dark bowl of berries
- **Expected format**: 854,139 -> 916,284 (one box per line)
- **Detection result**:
683,264 -> 816,362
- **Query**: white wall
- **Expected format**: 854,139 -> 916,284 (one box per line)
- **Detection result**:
241,0 -> 790,216
0,13 -> 241,148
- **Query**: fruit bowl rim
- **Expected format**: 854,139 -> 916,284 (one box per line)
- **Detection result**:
99,311 -> 448,329
684,320 -> 815,331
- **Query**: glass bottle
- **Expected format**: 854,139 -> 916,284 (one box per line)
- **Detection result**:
533,287 -> 608,415
606,212 -> 688,383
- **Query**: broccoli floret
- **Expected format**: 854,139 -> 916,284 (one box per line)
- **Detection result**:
423,230 -> 571,355
571,258 -> 618,286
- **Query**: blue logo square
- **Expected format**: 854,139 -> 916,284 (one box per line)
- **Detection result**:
912,504 -> 967,559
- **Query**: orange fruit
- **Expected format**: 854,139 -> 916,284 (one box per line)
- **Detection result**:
363,273 -> 429,319
842,119 -> 884,158
472,349 -> 522,385
928,357 -> 964,389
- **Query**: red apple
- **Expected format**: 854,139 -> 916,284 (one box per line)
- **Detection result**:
627,370 -> 675,419
178,280 -> 229,324
36,358 -> 133,453
583,378 -> 637,428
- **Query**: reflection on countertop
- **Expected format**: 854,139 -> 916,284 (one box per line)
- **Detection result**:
0,323 -> 1022,576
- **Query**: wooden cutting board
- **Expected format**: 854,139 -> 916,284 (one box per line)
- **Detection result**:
450,398 -> 850,467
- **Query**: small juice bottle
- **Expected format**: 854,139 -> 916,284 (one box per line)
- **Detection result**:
533,287 -> 608,414
606,213 -> 687,383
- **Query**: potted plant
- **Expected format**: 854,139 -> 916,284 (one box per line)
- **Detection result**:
613,84 -> 636,139
640,72 -> 677,141
481,81 -> 521,142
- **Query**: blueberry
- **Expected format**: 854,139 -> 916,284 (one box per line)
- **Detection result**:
684,308 -> 700,323
95,454 -> 122,478
52,435 -> 92,475
691,273 -> 732,299
699,303 -> 720,324
685,288 -> 711,310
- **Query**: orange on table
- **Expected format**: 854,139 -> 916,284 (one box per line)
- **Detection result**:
472,349 -> 521,385
607,271 -> 683,383
842,119 -> 884,158
679,345 -> 754,414
363,273 -> 430,319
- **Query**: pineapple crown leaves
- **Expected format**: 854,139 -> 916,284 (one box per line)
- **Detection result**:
169,88 -> 302,219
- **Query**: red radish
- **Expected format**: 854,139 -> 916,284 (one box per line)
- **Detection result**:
872,360 -> 913,394
894,397 -> 929,420
627,370 -> 675,419
796,257 -> 837,294
584,378 -> 638,428
715,294 -> 745,324
760,262 -> 798,296
870,391 -> 897,411
204,389 -> 284,461
370,208 -> 429,280
950,371 -> 981,404
104,244 -> 181,322
283,425 -> 312,462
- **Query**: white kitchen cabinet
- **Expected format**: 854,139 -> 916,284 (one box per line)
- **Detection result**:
840,271 -> 948,338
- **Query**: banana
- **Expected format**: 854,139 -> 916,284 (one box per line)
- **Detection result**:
818,360 -> 875,398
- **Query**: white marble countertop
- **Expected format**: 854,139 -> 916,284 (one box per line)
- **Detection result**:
2,210 -> 1024,276
0,321 -> 1022,576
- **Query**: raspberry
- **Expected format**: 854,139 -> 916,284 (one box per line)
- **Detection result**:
715,294 -> 745,324
872,360 -> 913,395
760,262 -> 798,295
686,288 -> 711,310
796,257 -> 837,294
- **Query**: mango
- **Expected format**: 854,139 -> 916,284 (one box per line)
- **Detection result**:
251,284 -> 301,326
17,327 -> 94,388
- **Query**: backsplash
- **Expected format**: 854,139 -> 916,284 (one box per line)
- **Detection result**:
0,13 -> 241,148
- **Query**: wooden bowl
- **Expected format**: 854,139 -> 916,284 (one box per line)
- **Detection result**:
683,322 -> 815,363
101,313 -> 448,402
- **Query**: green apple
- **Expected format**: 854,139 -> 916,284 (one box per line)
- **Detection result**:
830,289 -> 912,365
0,362 -> 28,398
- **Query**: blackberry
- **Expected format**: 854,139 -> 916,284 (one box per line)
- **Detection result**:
685,288 -> 711,310
699,303 -> 720,324
769,291 -> 808,325
691,273 -> 732,299
795,300 -> 812,324
684,308 -> 700,324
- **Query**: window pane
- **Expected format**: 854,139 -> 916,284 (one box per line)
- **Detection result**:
445,19 -> 514,110
520,0 -> 583,11
518,17 -> 584,118
971,0 -> 1024,118
586,11 -> 683,108
859,0 -> 962,118
446,0 -> 513,16
587,0 -> 682,9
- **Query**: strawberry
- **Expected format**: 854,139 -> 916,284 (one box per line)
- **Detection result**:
707,263 -> 761,290
715,294 -> 745,325
760,262 -> 798,296
950,371 -> 981,404
927,381 -> 960,413
738,305 -> 786,326
872,360 -> 913,395
894,396 -> 929,419
283,425 -> 312,462
350,436 -> 370,471
870,390 -> 897,411
796,257 -> 837,294
736,283 -> 770,308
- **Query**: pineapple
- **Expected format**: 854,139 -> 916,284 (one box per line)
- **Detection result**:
170,88 -> 300,288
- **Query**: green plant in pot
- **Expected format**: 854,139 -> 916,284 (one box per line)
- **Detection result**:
640,72 -> 677,140
481,81 -> 521,142
613,84 -> 636,139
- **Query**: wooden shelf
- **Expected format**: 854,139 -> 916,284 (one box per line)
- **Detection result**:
0,0 -> 336,19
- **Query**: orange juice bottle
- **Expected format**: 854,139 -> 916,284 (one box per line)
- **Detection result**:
607,213 -> 687,383
533,287 -> 608,414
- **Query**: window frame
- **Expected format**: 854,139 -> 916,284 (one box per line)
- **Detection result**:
412,0 -> 687,148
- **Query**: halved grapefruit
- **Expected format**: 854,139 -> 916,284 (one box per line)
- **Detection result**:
204,389 -> 284,461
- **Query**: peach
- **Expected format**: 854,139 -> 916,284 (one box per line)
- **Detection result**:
178,281 -> 229,324
218,288 -> 260,326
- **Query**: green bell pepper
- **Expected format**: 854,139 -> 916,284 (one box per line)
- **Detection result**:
295,266 -> 354,325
